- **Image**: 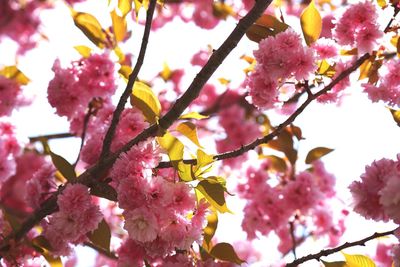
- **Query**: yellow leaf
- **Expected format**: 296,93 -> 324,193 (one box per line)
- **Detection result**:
50,151 -> 76,182
114,46 -> 125,63
377,0 -> 387,8
0,66 -> 30,85
218,78 -> 230,85
72,10 -> 107,48
212,2 -> 235,20
87,219 -> 111,252
210,243 -> 245,265
340,48 -> 358,56
300,0 -> 322,45
177,161 -> 195,181
305,147 -> 334,164
130,81 -> 161,123
262,155 -> 287,172
197,149 -> 214,168
389,108 -> 400,127
111,9 -> 127,43
179,112 -> 209,120
359,56 -> 375,81
74,45 -> 92,58
157,131 -> 184,167
342,252 -> 376,267
317,60 -> 336,78
196,180 -> 231,213
321,260 -> 347,267
118,0 -> 132,17
160,62 -> 172,81
119,65 -> 132,80
176,121 -> 203,148
203,210 -> 218,246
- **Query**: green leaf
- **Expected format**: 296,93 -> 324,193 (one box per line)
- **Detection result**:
50,151 -> 76,181
118,0 -> 132,17
305,147 -> 334,164
72,10 -> 107,48
157,131 -> 184,168
111,9 -> 127,43
300,0 -> 322,45
130,81 -> 161,123
196,180 -> 231,213
342,252 -> 376,267
389,108 -> 400,127
210,242 -> 245,265
246,14 -> 289,43
74,45 -> 92,58
88,219 -> 111,252
176,121 -> 203,148
203,209 -> 218,246
0,66 -> 30,85
179,112 -> 209,120
321,260 -> 347,267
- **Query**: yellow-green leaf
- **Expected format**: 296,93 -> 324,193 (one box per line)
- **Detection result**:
210,242 -> 245,265
317,60 -> 336,78
264,155 -> 287,172
177,161 -> 195,182
203,209 -> 218,246
321,260 -> 347,267
50,151 -> 76,181
130,81 -> 161,123
389,108 -> 400,127
196,180 -> 231,213
268,129 -> 297,165
179,112 -> 209,120
197,149 -> 214,169
0,66 -> 30,85
246,14 -> 289,43
119,65 -> 132,80
157,131 -> 184,167
160,62 -> 172,81
300,0 -> 322,45
118,0 -> 132,17
176,121 -> 203,148
342,252 -> 376,267
359,56 -> 375,81
88,219 -> 111,252
72,11 -> 107,48
74,45 -> 92,58
111,9 -> 127,43
305,147 -> 334,164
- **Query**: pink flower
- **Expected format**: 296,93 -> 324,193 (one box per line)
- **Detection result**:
375,243 -> 394,267
0,76 -> 28,116
25,163 -> 56,208
312,38 -> 338,59
57,184 -> 92,214
124,207 -> 159,243
192,1 -> 219,29
393,245 -> 400,267
191,49 -> 210,67
379,176 -> 400,223
117,239 -> 146,267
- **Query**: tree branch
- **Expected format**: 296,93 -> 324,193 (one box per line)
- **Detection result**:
99,0 -> 157,160
29,133 -> 75,143
0,0 -> 273,254
286,228 -> 396,267
83,241 -> 118,260
156,53 -> 370,168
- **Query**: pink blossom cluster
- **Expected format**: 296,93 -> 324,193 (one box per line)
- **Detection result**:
0,76 -> 28,117
239,160 -> 340,252
363,59 -> 400,107
110,142 -> 207,264
0,0 -> 46,53
216,103 -> 261,168
349,155 -> 400,223
333,1 -> 382,54
43,184 -> 103,255
25,162 -> 56,209
247,30 -> 316,109
0,121 -> 21,183
47,54 -> 117,122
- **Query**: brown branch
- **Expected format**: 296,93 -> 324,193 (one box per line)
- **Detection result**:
29,133 -> 75,143
384,6 -> 400,33
99,0 -> 157,160
286,228 -> 396,267
156,53 -> 370,168
0,0 -> 273,255
289,222 -> 297,259
74,100 -> 96,167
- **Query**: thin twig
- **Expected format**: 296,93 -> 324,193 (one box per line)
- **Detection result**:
83,242 -> 118,260
0,0 -> 274,255
29,133 -> 75,143
99,0 -> 157,160
156,53 -> 371,168
74,100 -> 96,167
289,222 -> 297,259
286,228 -> 396,266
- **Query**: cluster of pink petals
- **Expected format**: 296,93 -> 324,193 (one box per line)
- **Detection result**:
247,30 -> 316,109
0,121 -> 21,183
216,103 -> 261,168
0,0 -> 46,53
25,163 -> 56,209
0,76 -> 28,117
110,142 -> 207,264
43,184 -> 102,256
363,59 -> 400,107
47,54 -> 116,121
240,160 -> 338,251
333,1 -> 382,54
374,243 -> 394,266
349,155 -> 400,223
